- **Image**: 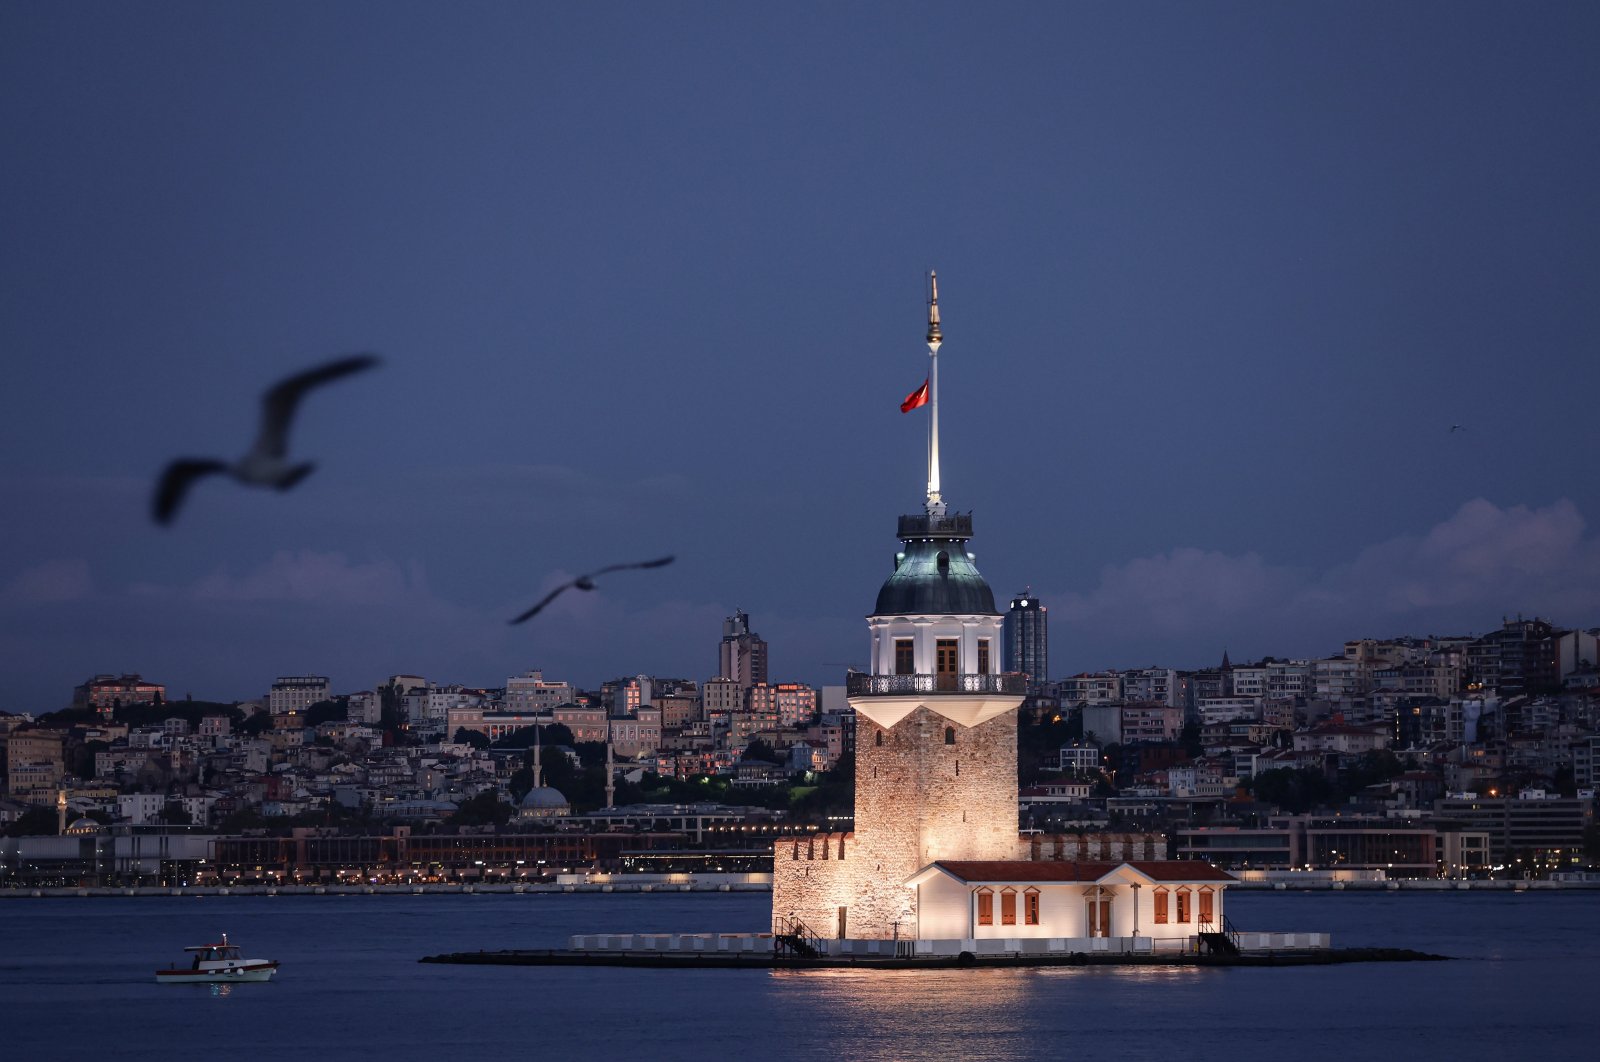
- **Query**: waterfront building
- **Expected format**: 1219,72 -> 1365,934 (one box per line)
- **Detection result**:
1432,789 -> 1593,868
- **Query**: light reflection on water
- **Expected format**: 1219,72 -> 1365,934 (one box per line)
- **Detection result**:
767,964 -> 1244,1062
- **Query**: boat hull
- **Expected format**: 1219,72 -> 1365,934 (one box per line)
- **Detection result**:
155,963 -> 278,984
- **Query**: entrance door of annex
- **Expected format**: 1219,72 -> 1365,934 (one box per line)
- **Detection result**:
1085,888 -> 1113,937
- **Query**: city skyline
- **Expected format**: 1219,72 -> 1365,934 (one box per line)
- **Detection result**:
4,4 -> 1600,710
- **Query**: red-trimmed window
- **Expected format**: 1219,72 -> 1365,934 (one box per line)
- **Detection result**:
1153,887 -> 1169,924
977,889 -> 993,926
1000,889 -> 1017,926
1176,888 -> 1191,924
1199,887 -> 1214,925
1024,888 -> 1040,926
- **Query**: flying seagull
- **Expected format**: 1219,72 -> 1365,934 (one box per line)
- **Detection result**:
509,556 -> 676,624
1449,424 -> 1467,433
153,353 -> 380,525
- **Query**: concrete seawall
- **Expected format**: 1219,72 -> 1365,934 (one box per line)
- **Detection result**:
3,878 -> 1594,899
0,882 -> 772,899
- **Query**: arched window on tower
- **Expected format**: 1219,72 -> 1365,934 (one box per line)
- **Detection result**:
875,731 -> 883,747
944,726 -> 956,745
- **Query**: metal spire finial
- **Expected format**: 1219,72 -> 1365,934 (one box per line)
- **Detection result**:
925,270 -> 945,516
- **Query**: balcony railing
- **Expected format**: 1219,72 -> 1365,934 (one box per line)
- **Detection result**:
846,672 -> 1027,697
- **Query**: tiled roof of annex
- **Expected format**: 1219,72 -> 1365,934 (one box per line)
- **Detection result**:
927,860 -> 1236,884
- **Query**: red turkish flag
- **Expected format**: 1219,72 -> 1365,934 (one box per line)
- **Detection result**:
900,378 -> 930,413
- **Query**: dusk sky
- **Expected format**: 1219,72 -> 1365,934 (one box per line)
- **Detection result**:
3,2 -> 1598,712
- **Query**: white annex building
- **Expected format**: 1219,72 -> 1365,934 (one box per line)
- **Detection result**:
769,275 -> 1238,951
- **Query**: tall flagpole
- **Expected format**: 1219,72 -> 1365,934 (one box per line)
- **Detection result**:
925,271 -> 945,517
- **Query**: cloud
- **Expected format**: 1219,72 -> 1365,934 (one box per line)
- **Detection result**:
1,559 -> 94,603
1050,498 -> 1600,667
1328,498 -> 1600,613
163,550 -> 433,607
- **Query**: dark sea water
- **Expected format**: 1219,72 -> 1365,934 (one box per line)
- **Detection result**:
2,890 -> 1593,1062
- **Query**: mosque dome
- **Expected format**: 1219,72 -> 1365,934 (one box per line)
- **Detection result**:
65,817 -> 101,835
873,512 -> 998,616
518,787 -> 571,816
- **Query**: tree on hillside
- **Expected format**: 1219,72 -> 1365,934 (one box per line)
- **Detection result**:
304,699 -> 348,727
492,723 -> 575,750
452,727 -> 491,750
742,739 -> 778,763
1018,710 -> 1078,787
448,791 -> 512,828
157,802 -> 192,826
3,806 -> 59,837
1249,767 -> 1336,814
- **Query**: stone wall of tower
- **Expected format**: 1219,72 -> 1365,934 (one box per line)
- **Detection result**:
772,705 -> 1018,940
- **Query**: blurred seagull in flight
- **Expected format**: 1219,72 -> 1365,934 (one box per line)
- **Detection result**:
152,353 -> 380,525
510,556 -> 676,624
1449,424 -> 1467,433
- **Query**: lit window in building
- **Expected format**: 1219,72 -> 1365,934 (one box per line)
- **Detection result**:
1025,889 -> 1040,926
1176,889 -> 1191,923
1199,888 -> 1214,925
1153,888 -> 1169,924
1000,889 -> 1017,926
977,889 -> 993,926
895,639 -> 915,676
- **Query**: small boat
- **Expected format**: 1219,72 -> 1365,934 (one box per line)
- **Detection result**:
155,933 -> 278,984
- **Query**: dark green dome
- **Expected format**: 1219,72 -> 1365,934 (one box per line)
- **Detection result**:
873,513 -> 999,616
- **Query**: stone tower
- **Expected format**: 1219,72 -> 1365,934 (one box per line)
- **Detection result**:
771,274 -> 1025,940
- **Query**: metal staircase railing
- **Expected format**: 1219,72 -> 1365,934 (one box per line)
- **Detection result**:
773,914 -> 826,959
1196,915 -> 1242,956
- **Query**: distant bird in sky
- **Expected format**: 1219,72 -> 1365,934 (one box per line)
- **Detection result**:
509,556 -> 676,624
152,354 -> 380,525
1449,424 -> 1467,433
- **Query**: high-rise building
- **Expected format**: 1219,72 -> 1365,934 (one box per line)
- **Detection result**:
1003,590 -> 1048,691
718,610 -> 768,688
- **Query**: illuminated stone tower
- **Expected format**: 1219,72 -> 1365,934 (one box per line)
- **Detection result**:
772,274 -> 1025,940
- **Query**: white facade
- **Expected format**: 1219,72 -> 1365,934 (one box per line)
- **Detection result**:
859,611 -> 1011,729
1060,672 -> 1123,705
909,861 -> 1232,942
348,691 -> 382,725
1200,696 -> 1261,725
